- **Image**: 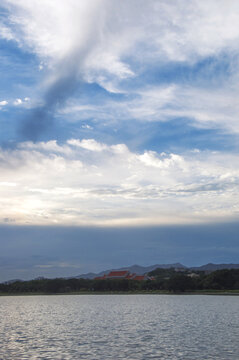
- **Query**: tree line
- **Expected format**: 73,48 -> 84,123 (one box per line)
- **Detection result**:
0,269 -> 239,294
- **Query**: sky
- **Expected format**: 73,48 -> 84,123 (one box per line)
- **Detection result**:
0,0 -> 239,281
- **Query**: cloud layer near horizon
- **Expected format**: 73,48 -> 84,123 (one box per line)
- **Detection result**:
1,139 -> 239,226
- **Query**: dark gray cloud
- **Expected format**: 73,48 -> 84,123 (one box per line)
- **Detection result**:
19,58 -> 81,141
18,4 -> 100,142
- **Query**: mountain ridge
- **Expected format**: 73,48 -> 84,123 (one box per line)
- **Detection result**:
75,262 -> 239,279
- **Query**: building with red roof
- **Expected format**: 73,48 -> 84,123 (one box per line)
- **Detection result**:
94,270 -> 154,281
125,273 -> 136,279
106,270 -> 129,279
132,275 -> 147,281
94,274 -> 107,280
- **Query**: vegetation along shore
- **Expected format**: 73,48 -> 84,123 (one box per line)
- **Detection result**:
1,268 -> 239,295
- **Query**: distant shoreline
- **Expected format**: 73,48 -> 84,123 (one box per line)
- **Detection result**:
1,290 -> 239,296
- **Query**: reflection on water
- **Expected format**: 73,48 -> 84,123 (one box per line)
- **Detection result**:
0,295 -> 238,359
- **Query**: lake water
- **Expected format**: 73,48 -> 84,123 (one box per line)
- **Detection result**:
0,294 -> 238,359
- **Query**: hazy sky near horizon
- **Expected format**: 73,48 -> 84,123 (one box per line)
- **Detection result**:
1,222 -> 239,282
0,0 -> 239,280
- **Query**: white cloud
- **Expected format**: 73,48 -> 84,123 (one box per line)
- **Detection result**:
0,24 -> 14,41
13,97 -> 31,107
13,98 -> 22,106
60,81 -> 239,134
81,124 -> 93,130
138,151 -> 186,170
126,84 -> 239,133
0,182 -> 16,187
0,139 -> 239,226
19,140 -> 72,155
2,1 -> 239,134
67,139 -> 108,152
0,100 -> 8,110
3,1 -> 239,80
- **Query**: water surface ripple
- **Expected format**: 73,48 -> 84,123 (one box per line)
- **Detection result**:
0,294 -> 238,359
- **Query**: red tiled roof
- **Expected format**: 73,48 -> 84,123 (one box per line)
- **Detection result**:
94,271 -> 155,281
107,270 -> 129,277
133,275 -> 146,281
125,273 -> 136,279
94,275 -> 106,280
